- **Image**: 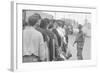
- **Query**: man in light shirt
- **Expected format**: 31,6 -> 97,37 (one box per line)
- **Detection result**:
23,14 -> 45,62
56,20 -> 72,60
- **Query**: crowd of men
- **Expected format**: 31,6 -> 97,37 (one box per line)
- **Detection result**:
22,13 -> 85,62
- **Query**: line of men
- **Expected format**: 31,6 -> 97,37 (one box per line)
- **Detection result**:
22,13 -> 85,62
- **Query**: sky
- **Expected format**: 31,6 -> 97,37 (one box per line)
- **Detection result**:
43,11 -> 91,25
25,10 -> 91,25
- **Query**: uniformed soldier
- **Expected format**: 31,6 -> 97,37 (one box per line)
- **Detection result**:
73,24 -> 85,60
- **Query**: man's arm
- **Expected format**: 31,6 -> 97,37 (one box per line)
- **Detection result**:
73,33 -> 79,46
39,34 -> 46,61
73,41 -> 77,46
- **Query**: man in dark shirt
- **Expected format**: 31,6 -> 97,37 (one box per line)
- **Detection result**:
40,18 -> 56,61
52,20 -> 72,60
73,24 -> 85,60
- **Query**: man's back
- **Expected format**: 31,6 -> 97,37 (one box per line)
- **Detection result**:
43,29 -> 56,61
23,26 -> 45,60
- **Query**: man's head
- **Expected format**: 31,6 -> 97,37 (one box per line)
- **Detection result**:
56,20 -> 65,28
78,24 -> 83,31
48,19 -> 57,29
33,13 -> 41,27
28,13 -> 41,26
40,18 -> 50,29
33,13 -> 41,19
53,20 -> 59,28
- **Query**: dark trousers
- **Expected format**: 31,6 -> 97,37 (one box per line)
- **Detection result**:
77,48 -> 83,60
23,54 -> 40,62
62,43 -> 67,54
48,39 -> 53,61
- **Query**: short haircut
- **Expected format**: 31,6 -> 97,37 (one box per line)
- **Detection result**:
50,19 -> 56,24
78,24 -> 83,29
40,18 -> 50,29
56,20 -> 65,27
33,13 -> 41,19
28,14 -> 41,26
48,19 -> 56,29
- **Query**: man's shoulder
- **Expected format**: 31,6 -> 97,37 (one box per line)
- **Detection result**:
36,27 -> 42,31
36,27 -> 47,36
36,29 -> 43,35
46,30 -> 53,34
31,28 -> 43,36
46,30 -> 55,39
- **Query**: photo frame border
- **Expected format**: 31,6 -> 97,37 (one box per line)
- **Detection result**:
11,1 -> 97,71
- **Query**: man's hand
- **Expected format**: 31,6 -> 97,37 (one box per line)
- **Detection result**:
73,41 -> 76,47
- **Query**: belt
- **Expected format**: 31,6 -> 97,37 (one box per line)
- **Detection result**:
23,54 -> 39,58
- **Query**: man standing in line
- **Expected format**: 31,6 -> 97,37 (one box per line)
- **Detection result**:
73,24 -> 85,60
40,18 -> 56,61
34,14 -> 50,61
23,14 -> 46,62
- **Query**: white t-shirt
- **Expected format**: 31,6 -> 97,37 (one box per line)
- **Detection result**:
23,26 -> 46,60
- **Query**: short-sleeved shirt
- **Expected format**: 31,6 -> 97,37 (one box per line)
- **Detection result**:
23,26 -> 45,60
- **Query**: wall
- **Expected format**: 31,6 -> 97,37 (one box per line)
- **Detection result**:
0,0 -> 100,73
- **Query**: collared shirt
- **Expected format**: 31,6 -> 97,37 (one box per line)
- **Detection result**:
23,26 -> 45,60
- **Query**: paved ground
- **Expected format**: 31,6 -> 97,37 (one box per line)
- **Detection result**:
67,35 -> 91,60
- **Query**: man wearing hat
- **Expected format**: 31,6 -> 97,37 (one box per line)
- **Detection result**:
73,24 -> 85,60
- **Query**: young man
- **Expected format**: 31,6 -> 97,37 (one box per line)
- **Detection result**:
56,20 -> 72,60
40,18 -> 56,61
48,20 -> 60,61
23,14 -> 46,62
34,14 -> 50,61
73,24 -> 85,60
